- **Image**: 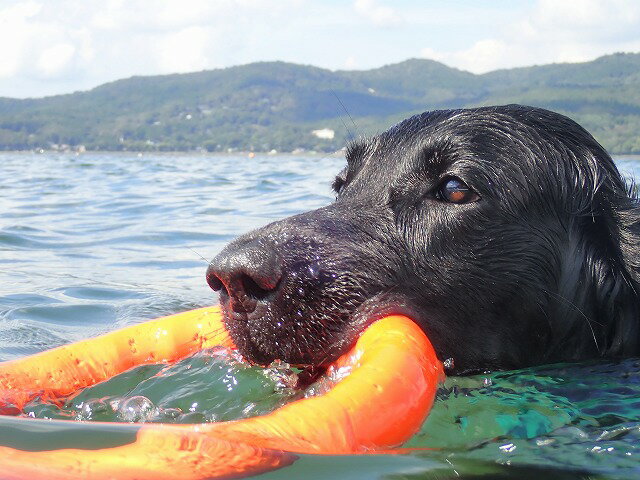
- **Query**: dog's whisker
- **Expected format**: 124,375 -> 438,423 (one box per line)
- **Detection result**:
186,246 -> 211,265
539,287 -> 601,352
170,325 -> 229,350
0,268 -> 154,292
331,89 -> 359,142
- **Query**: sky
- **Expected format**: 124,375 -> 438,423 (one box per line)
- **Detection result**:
0,0 -> 639,99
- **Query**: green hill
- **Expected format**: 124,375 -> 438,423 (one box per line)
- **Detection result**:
0,53 -> 639,154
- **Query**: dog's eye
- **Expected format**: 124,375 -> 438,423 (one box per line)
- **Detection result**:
437,177 -> 480,204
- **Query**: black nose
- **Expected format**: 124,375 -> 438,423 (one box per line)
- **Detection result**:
206,239 -> 282,314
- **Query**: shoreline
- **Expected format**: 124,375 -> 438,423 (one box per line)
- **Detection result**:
0,149 -> 347,158
1,149 -> 639,159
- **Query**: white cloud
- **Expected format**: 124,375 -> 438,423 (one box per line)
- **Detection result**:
420,0 -> 640,73
37,43 -> 76,76
354,0 -> 402,27
0,1 -> 42,77
0,0 -> 306,96
0,0 -> 638,97
531,0 -> 639,32
344,56 -> 358,69
452,40 -> 511,73
156,27 -> 211,73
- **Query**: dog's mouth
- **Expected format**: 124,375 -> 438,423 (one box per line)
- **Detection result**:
216,284 -> 416,382
219,303 -> 349,368
216,301 -> 337,389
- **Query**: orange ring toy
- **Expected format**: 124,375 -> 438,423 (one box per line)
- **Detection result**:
0,306 -> 444,479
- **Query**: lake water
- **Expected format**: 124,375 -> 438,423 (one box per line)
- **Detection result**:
1,152 -> 640,479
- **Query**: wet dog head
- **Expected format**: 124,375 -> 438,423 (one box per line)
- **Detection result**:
207,105 -> 640,374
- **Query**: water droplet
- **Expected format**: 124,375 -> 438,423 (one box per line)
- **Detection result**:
308,263 -> 319,278
242,403 -> 256,417
178,411 -> 206,423
536,438 -> 555,446
499,443 -> 516,453
263,360 -> 298,392
116,395 -> 155,423
152,407 -> 182,422
78,398 -> 111,421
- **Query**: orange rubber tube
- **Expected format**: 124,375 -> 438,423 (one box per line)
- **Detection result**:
0,306 -> 233,414
0,306 -> 444,479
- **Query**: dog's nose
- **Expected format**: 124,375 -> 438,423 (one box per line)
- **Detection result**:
206,240 -> 282,313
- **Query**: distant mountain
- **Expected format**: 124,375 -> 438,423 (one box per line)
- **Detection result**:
0,53 -> 639,154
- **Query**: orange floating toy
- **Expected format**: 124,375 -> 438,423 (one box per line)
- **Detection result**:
0,306 -> 444,479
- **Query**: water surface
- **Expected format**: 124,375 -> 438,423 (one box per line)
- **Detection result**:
1,152 -> 640,479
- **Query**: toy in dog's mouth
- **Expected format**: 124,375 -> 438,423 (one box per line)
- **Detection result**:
0,306 -> 444,479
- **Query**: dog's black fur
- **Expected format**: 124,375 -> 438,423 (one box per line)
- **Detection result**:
207,105 -> 640,375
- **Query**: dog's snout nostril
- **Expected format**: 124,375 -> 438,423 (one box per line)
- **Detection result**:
206,268 -> 229,298
206,272 -> 221,291
241,273 -> 276,301
207,240 -> 282,310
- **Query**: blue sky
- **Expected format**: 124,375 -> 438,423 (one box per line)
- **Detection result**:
0,0 -> 639,98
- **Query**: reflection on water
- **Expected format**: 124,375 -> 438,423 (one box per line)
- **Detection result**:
1,152 -> 640,479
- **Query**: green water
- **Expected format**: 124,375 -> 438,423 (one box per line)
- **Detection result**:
21,348 -> 302,423
10,353 -> 640,479
411,359 -> 640,477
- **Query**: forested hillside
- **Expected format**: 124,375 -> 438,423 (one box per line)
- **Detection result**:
0,52 -> 639,154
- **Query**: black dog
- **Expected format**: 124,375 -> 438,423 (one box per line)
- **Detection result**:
207,105 -> 640,375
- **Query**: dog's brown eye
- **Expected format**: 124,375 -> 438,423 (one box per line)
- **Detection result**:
437,177 -> 479,204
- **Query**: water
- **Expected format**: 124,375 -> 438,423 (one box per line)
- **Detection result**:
21,348 -> 301,423
1,152 -> 640,479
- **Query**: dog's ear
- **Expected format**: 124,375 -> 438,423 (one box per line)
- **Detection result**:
618,183 -> 640,283
590,181 -> 640,357
551,140 -> 640,360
